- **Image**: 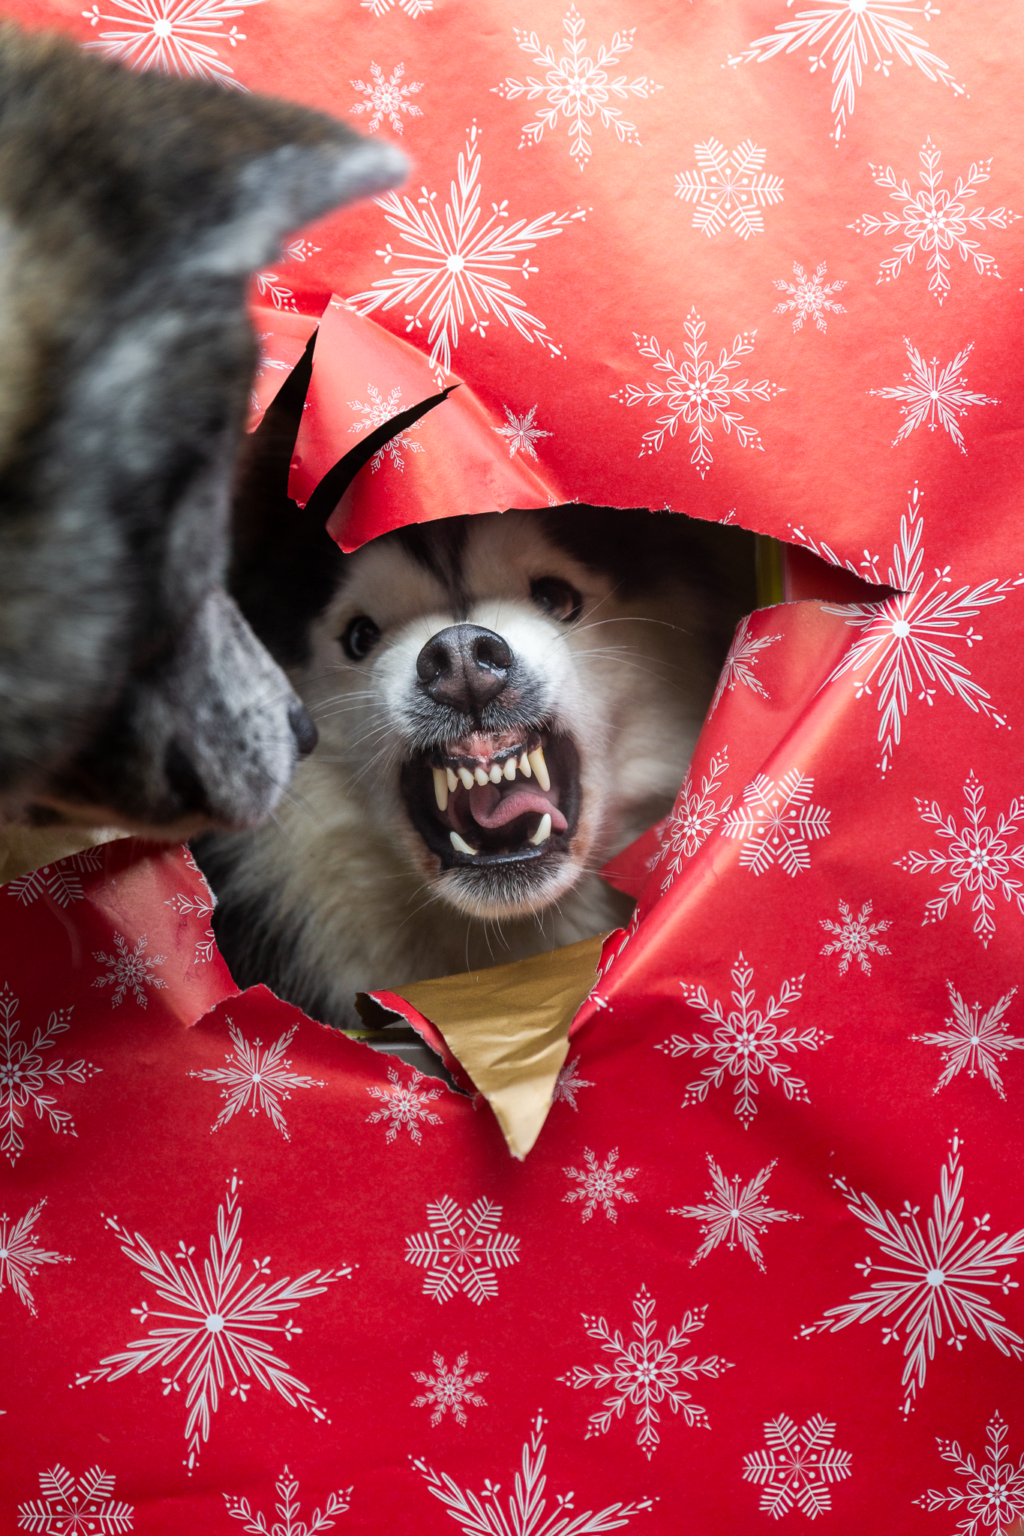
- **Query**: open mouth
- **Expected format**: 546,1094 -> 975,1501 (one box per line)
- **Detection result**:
399,725 -> 580,870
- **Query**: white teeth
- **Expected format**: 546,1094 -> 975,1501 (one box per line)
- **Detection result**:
458,767 -> 475,791
519,752 -> 532,778
446,766 -> 458,794
503,757 -> 517,781
474,766 -> 490,787
528,746 -> 551,793
529,812 -> 552,846
450,830 -> 478,856
433,767 -> 449,813
489,763 -> 503,784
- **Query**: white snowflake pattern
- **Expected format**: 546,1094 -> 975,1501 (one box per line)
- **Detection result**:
787,523 -> 883,586
254,271 -> 297,311
743,1414 -> 852,1520
413,1411 -> 654,1533
0,1199 -> 71,1316
800,1135 -> 1024,1416
563,1148 -> 638,1224
674,140 -> 784,241
0,985 -> 98,1167
823,487 -> 1019,776
710,619 -> 783,717
412,1352 -> 487,1427
73,1172 -> 349,1471
493,402 -> 552,459
614,311 -> 784,475
361,0 -> 432,15
347,383 -> 425,472
559,1285 -> 732,1458
492,5 -> 660,171
349,124 -> 585,382
224,1467 -> 351,1534
350,61 -> 422,135
669,1156 -> 800,1273
660,955 -> 824,1129
896,772 -> 1024,948
552,1054 -> 594,1111
654,750 -> 733,895
819,898 -> 892,976
773,261 -> 847,334
911,981 -> 1024,1100
870,338 -> 998,453
365,1063 -> 443,1144
165,888 -> 217,965
916,1411 -> 1024,1536
849,138 -> 1019,304
188,1022 -> 326,1140
17,1465 -> 134,1533
6,849 -> 102,909
727,3 -> 965,145
405,1196 -> 520,1305
92,932 -> 167,1009
720,770 -> 832,876
81,0 -> 266,91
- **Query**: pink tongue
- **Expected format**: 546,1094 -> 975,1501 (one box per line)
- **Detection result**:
468,783 -> 568,832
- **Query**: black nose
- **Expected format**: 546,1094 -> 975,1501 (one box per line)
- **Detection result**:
416,624 -> 513,712
288,701 -> 318,757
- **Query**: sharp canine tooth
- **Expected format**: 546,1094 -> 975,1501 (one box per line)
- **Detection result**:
528,747 -> 551,792
503,757 -> 517,781
529,812 -> 552,846
474,766 -> 489,787
519,752 -> 532,778
446,767 -> 458,793
458,767 -> 475,791
489,763 -> 503,784
433,767 -> 449,813
450,831 -> 477,856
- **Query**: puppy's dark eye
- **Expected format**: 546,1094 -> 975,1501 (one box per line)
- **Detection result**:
530,576 -> 583,624
340,615 -> 381,661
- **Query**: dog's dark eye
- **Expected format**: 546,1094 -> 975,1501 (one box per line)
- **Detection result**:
340,615 -> 381,661
530,576 -> 583,624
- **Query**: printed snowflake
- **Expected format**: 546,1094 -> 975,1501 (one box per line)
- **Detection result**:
824,488 -> 1018,775
350,61 -> 422,135
675,140 -> 784,241
655,750 -> 733,895
563,1148 -> 638,1224
347,383 -> 425,472
614,311 -> 784,475
916,1411 -> 1024,1536
0,984 -> 98,1167
660,955 -> 824,1129
92,932 -> 167,1009
6,849 -> 102,909
224,1467 -> 351,1534
743,1414 -> 852,1520
493,403 -> 552,459
361,0 -> 432,15
787,523 -> 883,585
559,1285 -> 732,1458
165,888 -> 217,965
849,138 -> 1019,304
492,6 -> 660,171
552,1054 -> 594,1111
414,1411 -> 654,1533
800,1135 -> 1024,1416
73,1172 -> 349,1471
710,619 -> 783,717
255,271 -> 298,312
81,0 -> 266,91
911,981 -> 1024,1100
773,261 -> 847,334
727,3 -> 965,144
669,1156 -> 800,1273
0,1199 -> 71,1316
819,898 -> 892,977
412,1352 -> 487,1427
720,770 -> 832,876
896,772 -> 1024,948
189,1022 -> 326,1140
17,1465 -> 134,1533
405,1196 -> 520,1305
349,124 -> 585,381
870,339 -> 998,453
365,1063 -> 443,1144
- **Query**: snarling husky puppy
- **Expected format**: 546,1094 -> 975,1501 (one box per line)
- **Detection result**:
197,506 -> 754,1027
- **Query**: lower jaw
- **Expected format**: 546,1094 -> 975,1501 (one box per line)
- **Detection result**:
433,847 -> 585,921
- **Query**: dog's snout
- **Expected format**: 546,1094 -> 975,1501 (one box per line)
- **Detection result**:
288,701 -> 318,758
416,624 -> 513,712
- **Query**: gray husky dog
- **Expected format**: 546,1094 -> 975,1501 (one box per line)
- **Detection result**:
0,25 -> 404,834
198,498 -> 754,1027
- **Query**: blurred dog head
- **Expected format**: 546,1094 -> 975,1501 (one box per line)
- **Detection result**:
0,25 -> 404,835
